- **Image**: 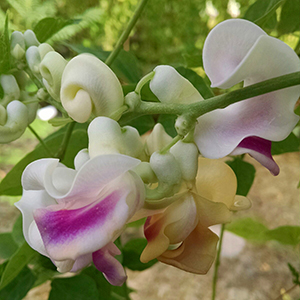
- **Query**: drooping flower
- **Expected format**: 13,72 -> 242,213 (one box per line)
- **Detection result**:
149,19 -> 300,175
60,54 -> 124,123
15,117 -> 145,286
141,157 -> 249,273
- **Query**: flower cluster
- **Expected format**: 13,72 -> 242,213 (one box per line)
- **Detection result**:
13,19 -> 300,286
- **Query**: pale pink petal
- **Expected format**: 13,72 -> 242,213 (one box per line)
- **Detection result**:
15,190 -> 56,256
150,65 -> 203,104
33,172 -> 144,261
158,224 -> 219,274
93,242 -> 127,286
230,136 -> 279,175
70,253 -> 93,272
196,19 -> 300,162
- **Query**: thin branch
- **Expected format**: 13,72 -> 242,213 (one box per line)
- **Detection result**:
211,224 -> 225,300
105,0 -> 150,66
55,122 -> 76,161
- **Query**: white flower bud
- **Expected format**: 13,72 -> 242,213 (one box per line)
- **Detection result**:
38,43 -> 54,60
26,46 -> 41,74
150,151 -> 181,185
24,30 -> 40,47
61,53 -> 124,123
10,31 -> 25,59
0,100 -> 29,143
88,116 -> 144,158
150,65 -> 203,104
170,140 -> 199,181
124,91 -> 140,111
40,51 -> 67,101
0,75 -> 20,106
145,123 -> 172,156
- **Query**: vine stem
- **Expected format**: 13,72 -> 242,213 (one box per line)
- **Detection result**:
272,284 -> 299,300
211,224 -> 225,300
105,0 -> 150,67
119,71 -> 300,125
28,125 -> 54,157
55,122 -> 76,160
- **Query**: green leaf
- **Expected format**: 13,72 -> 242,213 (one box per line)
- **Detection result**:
157,114 -> 177,138
82,266 -> 111,300
67,44 -> 142,84
11,215 -> 25,246
226,218 -> 269,242
182,53 -> 203,69
0,128 -> 88,196
277,0 -> 300,35
0,234 -> 18,260
265,226 -> 300,245
0,266 -> 36,300
176,66 -> 214,99
33,17 -> 74,43
271,132 -> 300,155
243,0 -> 285,27
0,14 -> 12,74
226,159 -> 256,196
49,274 -> 99,300
123,238 -> 157,271
0,242 -> 37,290
126,115 -> 155,135
288,263 -> 300,285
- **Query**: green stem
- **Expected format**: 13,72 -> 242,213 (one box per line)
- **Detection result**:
119,71 -> 300,125
109,105 -> 129,120
55,122 -> 76,160
272,284 -> 299,300
105,0 -> 150,67
135,71 -> 155,94
28,125 -> 54,157
212,224 -> 225,300
123,281 -> 131,300
24,67 -> 43,89
160,135 -> 183,154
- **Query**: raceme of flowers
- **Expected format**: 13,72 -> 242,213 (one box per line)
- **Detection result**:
150,19 -> 300,175
8,18 -> 300,285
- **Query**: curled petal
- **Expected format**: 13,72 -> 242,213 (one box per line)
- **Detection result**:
93,242 -> 127,286
33,171 -> 144,261
1,74 -> 20,106
141,194 -> 197,263
196,19 -> 300,163
88,117 -> 144,158
38,43 -> 54,60
158,224 -> 218,274
150,65 -> 203,104
22,155 -> 141,201
231,136 -> 279,175
15,189 -> 56,256
61,53 -> 124,123
74,148 -> 90,170
40,51 -> 67,101
0,101 -> 29,143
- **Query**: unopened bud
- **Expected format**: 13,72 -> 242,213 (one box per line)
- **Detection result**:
26,46 -> 41,74
24,30 -> 40,47
10,31 -> 25,59
124,91 -> 140,111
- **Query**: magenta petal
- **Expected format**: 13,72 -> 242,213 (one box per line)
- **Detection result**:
34,189 -> 128,260
231,136 -> 279,176
93,242 -> 127,286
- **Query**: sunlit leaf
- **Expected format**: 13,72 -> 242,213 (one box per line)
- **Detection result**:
271,132 -> 300,155
277,0 -> 300,35
227,159 -> 256,196
0,233 -> 18,260
265,226 -> 300,245
123,238 -> 157,271
33,17 -> 75,43
49,274 -> 99,300
226,218 -> 268,242
0,266 -> 36,300
0,242 -> 37,290
243,0 -> 285,27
